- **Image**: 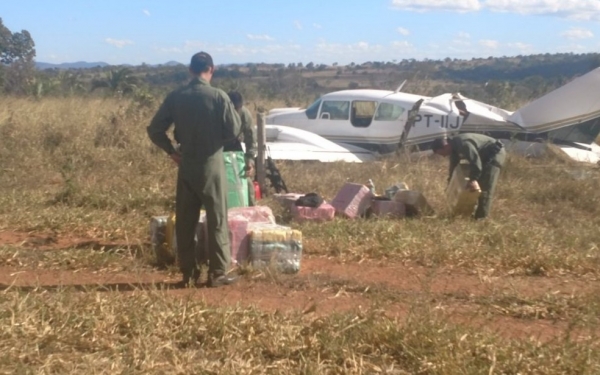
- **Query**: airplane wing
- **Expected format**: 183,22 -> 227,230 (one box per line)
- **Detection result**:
264,125 -> 375,163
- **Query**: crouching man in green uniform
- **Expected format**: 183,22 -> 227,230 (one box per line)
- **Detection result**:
432,133 -> 506,219
147,52 -> 241,287
224,91 -> 258,206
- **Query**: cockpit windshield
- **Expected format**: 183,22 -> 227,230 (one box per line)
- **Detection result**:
305,98 -> 322,120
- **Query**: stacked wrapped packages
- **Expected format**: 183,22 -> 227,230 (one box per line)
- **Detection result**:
150,205 -> 303,273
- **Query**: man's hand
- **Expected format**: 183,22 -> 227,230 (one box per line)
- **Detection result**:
245,157 -> 256,177
466,180 -> 481,192
169,151 -> 182,166
246,164 -> 254,177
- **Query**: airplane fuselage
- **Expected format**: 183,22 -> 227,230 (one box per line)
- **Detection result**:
266,68 -> 600,155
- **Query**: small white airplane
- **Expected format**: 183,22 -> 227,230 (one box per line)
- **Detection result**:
265,67 -> 600,164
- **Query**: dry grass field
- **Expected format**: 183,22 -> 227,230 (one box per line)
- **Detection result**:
1,96 -> 600,373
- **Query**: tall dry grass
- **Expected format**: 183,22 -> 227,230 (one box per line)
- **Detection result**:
1,96 -> 600,373
1,96 -> 600,274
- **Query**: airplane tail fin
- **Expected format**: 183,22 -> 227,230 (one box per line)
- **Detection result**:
509,67 -> 600,136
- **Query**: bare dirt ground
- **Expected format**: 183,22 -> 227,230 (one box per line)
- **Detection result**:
1,230 -> 598,343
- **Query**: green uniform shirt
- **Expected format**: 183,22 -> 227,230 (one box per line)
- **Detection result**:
147,77 -> 241,161
240,107 -> 257,161
223,106 -> 257,164
448,133 -> 501,181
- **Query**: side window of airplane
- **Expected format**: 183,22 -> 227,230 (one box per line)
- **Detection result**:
305,98 -> 322,120
351,101 -> 377,128
374,102 -> 405,121
320,100 -> 350,120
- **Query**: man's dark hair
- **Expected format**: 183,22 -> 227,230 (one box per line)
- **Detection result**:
228,91 -> 243,108
190,52 -> 213,74
431,137 -> 448,152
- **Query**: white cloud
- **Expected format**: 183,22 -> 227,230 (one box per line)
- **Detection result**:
452,39 -> 471,47
506,42 -> 535,53
143,9 -> 150,17
155,41 -> 302,62
313,23 -> 323,29
105,38 -> 134,48
294,21 -> 303,30
561,27 -> 594,40
397,27 -> 410,36
390,0 -> 600,20
247,34 -> 275,41
315,41 -> 382,55
391,0 -> 481,13
452,31 -> 471,46
479,39 -> 499,49
390,40 -> 414,50
483,0 -> 600,21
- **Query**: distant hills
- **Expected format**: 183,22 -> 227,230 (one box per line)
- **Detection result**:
35,60 -> 184,70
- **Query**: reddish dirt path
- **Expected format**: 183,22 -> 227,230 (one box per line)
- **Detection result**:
1,230 -> 598,342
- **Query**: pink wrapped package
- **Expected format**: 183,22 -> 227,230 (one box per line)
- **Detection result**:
228,206 -> 277,265
228,215 -> 251,265
201,206 -> 277,266
228,206 -> 276,224
370,199 -> 406,218
291,203 -> 335,222
330,183 -> 373,219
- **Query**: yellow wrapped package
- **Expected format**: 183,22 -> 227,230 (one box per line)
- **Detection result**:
149,215 -> 175,266
150,211 -> 206,267
249,223 -> 302,273
446,163 -> 481,217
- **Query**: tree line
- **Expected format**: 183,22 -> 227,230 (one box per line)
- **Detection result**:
2,20 -> 599,110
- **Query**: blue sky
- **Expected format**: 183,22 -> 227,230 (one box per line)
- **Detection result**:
2,0 -> 600,66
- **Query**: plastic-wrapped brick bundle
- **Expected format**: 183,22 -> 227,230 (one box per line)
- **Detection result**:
228,206 -> 276,224
393,190 -> 434,217
202,206 -> 277,266
150,212 -> 206,267
370,199 -> 406,218
228,215 -> 251,266
291,202 -> 335,222
149,216 -> 174,266
330,183 -> 373,218
446,164 -> 481,217
223,151 -> 249,209
249,223 -> 302,273
194,212 -> 208,266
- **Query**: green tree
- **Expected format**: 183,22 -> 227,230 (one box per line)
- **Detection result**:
91,67 -> 139,95
34,70 -> 86,97
0,18 -> 36,94
0,18 -> 35,64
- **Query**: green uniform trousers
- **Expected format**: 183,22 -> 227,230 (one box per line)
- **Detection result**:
474,149 -> 506,219
175,156 -> 230,276
247,177 -> 256,206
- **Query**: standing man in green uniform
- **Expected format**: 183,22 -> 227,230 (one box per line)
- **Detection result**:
147,52 -> 241,287
224,91 -> 258,205
432,133 -> 506,219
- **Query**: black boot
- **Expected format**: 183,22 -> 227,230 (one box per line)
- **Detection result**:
177,267 -> 200,288
207,272 -> 239,288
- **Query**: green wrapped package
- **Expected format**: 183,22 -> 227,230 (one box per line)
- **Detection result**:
223,151 -> 249,209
